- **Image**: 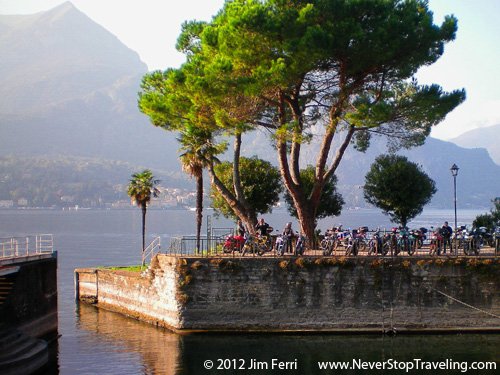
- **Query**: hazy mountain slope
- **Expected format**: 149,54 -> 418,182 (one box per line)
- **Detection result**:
450,124 -> 500,165
0,2 -> 180,171
241,130 -> 500,208
0,2 -> 146,114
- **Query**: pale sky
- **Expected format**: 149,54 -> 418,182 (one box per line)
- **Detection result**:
1,0 -> 499,140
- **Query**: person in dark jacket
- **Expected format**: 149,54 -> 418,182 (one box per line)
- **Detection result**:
255,218 -> 270,237
441,221 -> 453,254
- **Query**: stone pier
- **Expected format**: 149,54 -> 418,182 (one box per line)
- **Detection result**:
75,255 -> 500,333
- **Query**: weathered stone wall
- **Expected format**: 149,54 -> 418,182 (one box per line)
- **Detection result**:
76,255 -> 181,328
75,255 -> 500,332
0,254 -> 58,338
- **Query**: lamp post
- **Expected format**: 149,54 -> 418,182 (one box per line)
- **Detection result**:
451,164 -> 459,255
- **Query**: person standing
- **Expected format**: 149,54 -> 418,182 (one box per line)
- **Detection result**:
441,221 -> 453,254
282,222 -> 295,253
236,220 -> 246,237
255,218 -> 270,236
255,217 -> 272,249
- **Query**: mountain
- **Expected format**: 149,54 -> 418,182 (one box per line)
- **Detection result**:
240,129 -> 500,209
0,2 -> 179,171
0,2 -> 146,114
0,3 -> 497,209
450,124 -> 500,165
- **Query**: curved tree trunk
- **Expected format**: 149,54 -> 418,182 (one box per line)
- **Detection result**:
208,163 -> 257,233
207,134 -> 258,233
141,204 -> 147,266
195,174 -> 203,252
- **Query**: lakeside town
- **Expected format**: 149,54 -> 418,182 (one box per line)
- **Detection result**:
0,186 -> 198,210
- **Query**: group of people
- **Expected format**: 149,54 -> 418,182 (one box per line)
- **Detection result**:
236,218 -> 295,238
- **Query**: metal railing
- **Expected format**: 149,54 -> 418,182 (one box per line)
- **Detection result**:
163,230 -> 498,259
0,234 -> 54,259
142,236 -> 161,266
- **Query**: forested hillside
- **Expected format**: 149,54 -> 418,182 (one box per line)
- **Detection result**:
0,156 -> 185,208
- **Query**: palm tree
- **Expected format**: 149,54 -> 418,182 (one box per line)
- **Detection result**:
178,126 -> 220,253
127,169 -> 160,265
180,151 -> 204,252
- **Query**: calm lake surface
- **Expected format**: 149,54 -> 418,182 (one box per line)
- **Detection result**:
1,208 -> 498,374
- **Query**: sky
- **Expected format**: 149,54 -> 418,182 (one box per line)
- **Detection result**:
1,0 -> 499,140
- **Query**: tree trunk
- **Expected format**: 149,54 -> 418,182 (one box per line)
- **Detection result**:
141,204 -> 147,266
295,205 -> 317,247
233,133 -> 246,203
195,174 -> 203,253
208,163 -> 258,233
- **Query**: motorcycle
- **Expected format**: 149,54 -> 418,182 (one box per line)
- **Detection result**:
321,228 -> 339,256
464,228 -> 481,255
429,228 -> 443,256
368,229 -> 386,256
294,232 -> 306,256
382,228 -> 399,256
275,233 -> 291,256
222,234 -> 246,254
412,227 -> 427,249
397,227 -> 415,256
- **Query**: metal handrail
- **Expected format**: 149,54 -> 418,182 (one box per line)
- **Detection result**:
0,234 -> 54,259
142,236 -> 161,266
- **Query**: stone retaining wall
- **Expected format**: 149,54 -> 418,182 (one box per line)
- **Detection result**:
75,255 -> 500,333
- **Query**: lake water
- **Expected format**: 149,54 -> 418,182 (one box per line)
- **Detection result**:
0,208 -> 498,374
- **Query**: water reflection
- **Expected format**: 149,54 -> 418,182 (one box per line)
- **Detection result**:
76,304 -> 181,375
76,303 -> 499,374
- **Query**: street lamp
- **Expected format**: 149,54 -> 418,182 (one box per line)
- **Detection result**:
451,164 -> 459,255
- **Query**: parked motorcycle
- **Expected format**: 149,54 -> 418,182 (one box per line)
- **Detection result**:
428,228 -> 443,256
368,229 -> 387,256
294,232 -> 306,256
275,233 -> 292,256
222,234 -> 246,254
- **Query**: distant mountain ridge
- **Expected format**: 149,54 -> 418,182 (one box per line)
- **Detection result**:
0,2 -> 179,171
0,3 -> 498,209
451,124 -> 500,165
240,128 -> 500,209
0,2 -> 146,114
